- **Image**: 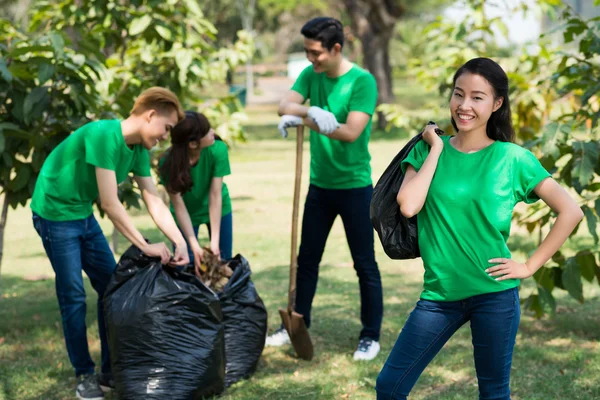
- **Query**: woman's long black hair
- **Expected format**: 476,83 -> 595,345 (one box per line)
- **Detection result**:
451,57 -> 515,142
160,111 -> 220,194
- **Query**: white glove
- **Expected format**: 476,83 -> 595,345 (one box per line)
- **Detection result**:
307,106 -> 339,135
278,115 -> 303,138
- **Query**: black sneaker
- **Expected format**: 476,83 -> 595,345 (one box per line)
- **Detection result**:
97,373 -> 115,392
76,373 -> 104,400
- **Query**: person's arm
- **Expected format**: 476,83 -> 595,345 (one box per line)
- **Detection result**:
488,178 -> 584,280
96,167 -> 172,264
208,177 -> 223,258
396,126 -> 444,218
278,90 -> 308,117
134,175 -> 189,265
170,192 -> 204,274
302,111 -> 369,143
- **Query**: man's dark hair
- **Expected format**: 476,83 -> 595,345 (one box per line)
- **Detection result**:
301,17 -> 344,51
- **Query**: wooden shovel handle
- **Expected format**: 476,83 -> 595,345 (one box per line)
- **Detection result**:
289,125 -> 304,312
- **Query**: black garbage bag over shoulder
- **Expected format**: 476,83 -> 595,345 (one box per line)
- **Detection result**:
104,245 -> 225,400
218,255 -> 267,387
370,133 -> 423,260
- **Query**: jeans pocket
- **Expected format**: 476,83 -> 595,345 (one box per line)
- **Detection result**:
32,213 -> 42,236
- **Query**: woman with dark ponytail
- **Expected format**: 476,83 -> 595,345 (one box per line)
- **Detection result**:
376,58 -> 583,399
159,111 -> 233,272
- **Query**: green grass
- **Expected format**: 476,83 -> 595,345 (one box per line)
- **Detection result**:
1,112 -> 599,399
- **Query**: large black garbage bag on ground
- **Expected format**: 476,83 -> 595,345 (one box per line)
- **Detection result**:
104,245 -> 225,399
370,122 -> 443,260
219,255 -> 268,387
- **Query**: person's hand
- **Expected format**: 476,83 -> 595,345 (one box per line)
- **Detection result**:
278,115 -> 303,138
210,239 -> 221,260
192,245 -> 205,278
307,106 -> 339,135
169,242 -> 190,266
486,258 -> 534,281
422,122 -> 443,149
141,242 -> 172,265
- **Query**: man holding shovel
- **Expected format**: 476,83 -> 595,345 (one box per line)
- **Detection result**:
268,17 -> 383,361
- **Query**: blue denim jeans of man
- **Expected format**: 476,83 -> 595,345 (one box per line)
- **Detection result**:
376,288 -> 520,400
295,184 -> 383,341
32,213 -> 116,377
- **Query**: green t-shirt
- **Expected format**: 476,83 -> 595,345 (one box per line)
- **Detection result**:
401,135 -> 551,301
291,64 -> 378,189
160,140 -> 232,226
31,120 -> 151,221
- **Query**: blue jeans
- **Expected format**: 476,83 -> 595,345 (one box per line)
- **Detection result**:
181,212 -> 233,262
296,184 -> 383,341
376,288 -> 520,400
32,213 -> 116,377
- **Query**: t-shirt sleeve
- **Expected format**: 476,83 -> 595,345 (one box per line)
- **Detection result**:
212,142 -> 231,178
131,147 -> 151,177
84,123 -> 118,170
513,149 -> 551,204
290,66 -> 312,101
401,139 -> 430,174
348,73 -> 378,115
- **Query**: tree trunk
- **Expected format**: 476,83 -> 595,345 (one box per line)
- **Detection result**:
0,194 -> 9,295
344,0 -> 405,130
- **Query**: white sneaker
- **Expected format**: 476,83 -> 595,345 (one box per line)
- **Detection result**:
265,327 -> 291,347
353,338 -> 380,361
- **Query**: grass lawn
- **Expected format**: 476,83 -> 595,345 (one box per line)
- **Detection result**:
0,105 -> 598,400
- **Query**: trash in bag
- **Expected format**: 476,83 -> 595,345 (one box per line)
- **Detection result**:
370,121 -> 443,259
218,255 -> 268,387
193,247 -> 234,292
104,245 -> 225,400
183,253 -> 267,387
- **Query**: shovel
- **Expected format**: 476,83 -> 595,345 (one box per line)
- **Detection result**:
278,124 -> 314,361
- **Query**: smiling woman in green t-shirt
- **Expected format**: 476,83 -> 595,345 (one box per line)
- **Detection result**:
159,111 -> 233,276
375,58 -> 583,400
30,87 -> 192,399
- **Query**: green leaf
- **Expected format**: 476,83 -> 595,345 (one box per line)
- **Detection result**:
583,206 -> 599,244
495,20 -> 509,39
534,266 -> 555,291
155,25 -> 173,41
576,251 -> 598,283
586,182 -> 600,192
38,62 -> 55,85
23,87 -> 49,125
49,32 -> 65,59
563,258 -> 584,303
537,286 -> 556,315
0,132 -> 5,154
0,58 -> 12,82
7,163 -> 32,192
129,15 -> 153,35
175,49 -> 194,86
31,149 -> 45,172
10,45 -> 53,57
572,141 -> 599,190
524,294 -> 544,318
541,123 -> 569,160
183,0 -> 204,18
